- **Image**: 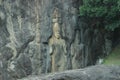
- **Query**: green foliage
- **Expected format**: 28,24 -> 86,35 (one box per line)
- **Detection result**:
118,0 -> 120,11
79,0 -> 120,31
103,45 -> 120,65
105,20 -> 120,31
80,6 -> 107,17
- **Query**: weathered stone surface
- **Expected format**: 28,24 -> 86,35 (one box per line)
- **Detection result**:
18,65 -> 120,80
0,0 -> 113,79
8,54 -> 32,78
48,8 -> 67,72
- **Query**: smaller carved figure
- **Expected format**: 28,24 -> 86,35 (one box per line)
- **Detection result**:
71,30 -> 85,69
24,36 -> 42,75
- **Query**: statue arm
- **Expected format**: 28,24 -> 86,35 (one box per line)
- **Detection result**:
49,45 -> 53,55
63,41 -> 67,55
49,39 -> 53,55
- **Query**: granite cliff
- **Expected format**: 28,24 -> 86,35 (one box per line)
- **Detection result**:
0,0 -> 113,79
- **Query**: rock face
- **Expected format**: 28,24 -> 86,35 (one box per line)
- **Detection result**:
18,65 -> 120,80
0,0 -> 113,79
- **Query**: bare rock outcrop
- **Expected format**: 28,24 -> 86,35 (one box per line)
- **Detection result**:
18,65 -> 120,80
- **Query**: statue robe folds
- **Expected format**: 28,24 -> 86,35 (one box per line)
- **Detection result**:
49,38 -> 67,72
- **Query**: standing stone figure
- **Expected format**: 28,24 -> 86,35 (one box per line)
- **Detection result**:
49,8 -> 67,72
24,36 -> 42,75
71,30 -> 85,69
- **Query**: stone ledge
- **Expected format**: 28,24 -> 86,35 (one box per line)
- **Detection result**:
18,65 -> 120,80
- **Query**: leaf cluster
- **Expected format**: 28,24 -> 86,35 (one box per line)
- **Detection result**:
79,0 -> 120,31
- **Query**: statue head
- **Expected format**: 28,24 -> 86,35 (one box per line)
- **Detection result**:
52,8 -> 61,39
52,8 -> 60,23
53,23 -> 61,39
53,8 -> 59,18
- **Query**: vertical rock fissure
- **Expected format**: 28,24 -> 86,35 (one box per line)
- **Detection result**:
6,6 -> 17,59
